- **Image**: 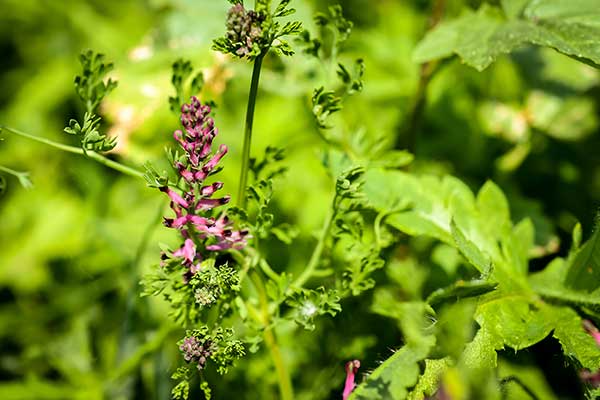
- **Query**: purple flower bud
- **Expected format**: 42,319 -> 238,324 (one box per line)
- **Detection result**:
225,4 -> 265,58
160,186 -> 189,208
179,334 -> 214,370
173,239 -> 197,265
343,360 -> 361,400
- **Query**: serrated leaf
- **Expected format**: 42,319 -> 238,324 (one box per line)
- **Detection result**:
475,297 -> 555,351
552,306 -> 600,370
414,1 -> 600,71
460,327 -> 502,370
408,358 -> 452,400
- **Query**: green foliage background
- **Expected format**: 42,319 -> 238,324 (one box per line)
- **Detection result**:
1,0 -> 599,399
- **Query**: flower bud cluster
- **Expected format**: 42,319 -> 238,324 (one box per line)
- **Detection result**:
179,335 -> 214,371
226,4 -> 265,57
160,96 -> 248,279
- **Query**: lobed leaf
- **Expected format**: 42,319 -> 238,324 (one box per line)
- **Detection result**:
414,1 -> 600,71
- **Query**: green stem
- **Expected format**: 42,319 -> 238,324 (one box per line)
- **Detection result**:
236,53 -> 265,208
1,126 -> 145,179
395,0 -> 445,152
293,201 -> 336,288
110,322 -> 177,381
500,376 -> 540,400
0,165 -> 26,176
249,269 -> 294,400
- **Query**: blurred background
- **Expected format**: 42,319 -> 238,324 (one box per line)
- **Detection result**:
1,0 -> 599,399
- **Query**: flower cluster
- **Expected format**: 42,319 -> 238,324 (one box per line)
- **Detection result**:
180,335 -> 214,371
161,96 -> 248,280
225,4 -> 265,58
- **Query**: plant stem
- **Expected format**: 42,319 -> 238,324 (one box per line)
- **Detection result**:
395,0 -> 446,152
0,165 -> 26,176
500,376 -> 540,400
1,125 -> 145,179
293,201 -> 336,288
236,53 -> 265,208
249,269 -> 294,400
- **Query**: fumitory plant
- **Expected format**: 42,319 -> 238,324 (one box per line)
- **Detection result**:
1,0 -> 600,399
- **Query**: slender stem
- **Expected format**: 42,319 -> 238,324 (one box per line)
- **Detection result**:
373,211 -> 387,250
244,246 -> 279,282
2,126 -> 83,154
0,165 -> 27,176
394,0 -> 446,152
1,125 -> 145,179
500,376 -> 540,400
85,151 -> 145,178
293,201 -> 336,288
259,258 -> 280,281
236,53 -> 265,208
249,269 -> 294,400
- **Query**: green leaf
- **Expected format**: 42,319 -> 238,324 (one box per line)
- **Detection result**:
64,112 -> 116,153
407,358 -> 452,400
413,5 -> 506,71
451,221 -> 492,275
566,220 -> 600,291
349,341 -> 434,400
502,218 -> 534,276
427,279 -> 498,307
460,326 -> 502,370
414,1 -> 600,71
552,306 -> 600,370
476,181 -> 511,241
74,50 -> 118,113
350,303 -> 436,400
530,257 -> 600,313
501,0 -> 529,18
363,169 -> 476,245
475,297 -> 555,351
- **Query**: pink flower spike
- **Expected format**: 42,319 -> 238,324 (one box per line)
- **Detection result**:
583,320 -> 600,346
188,215 -> 214,230
342,360 -> 360,400
173,239 -> 196,264
196,196 -> 231,211
176,162 -> 195,182
204,144 -> 228,171
201,182 -> 224,196
160,187 -> 189,208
